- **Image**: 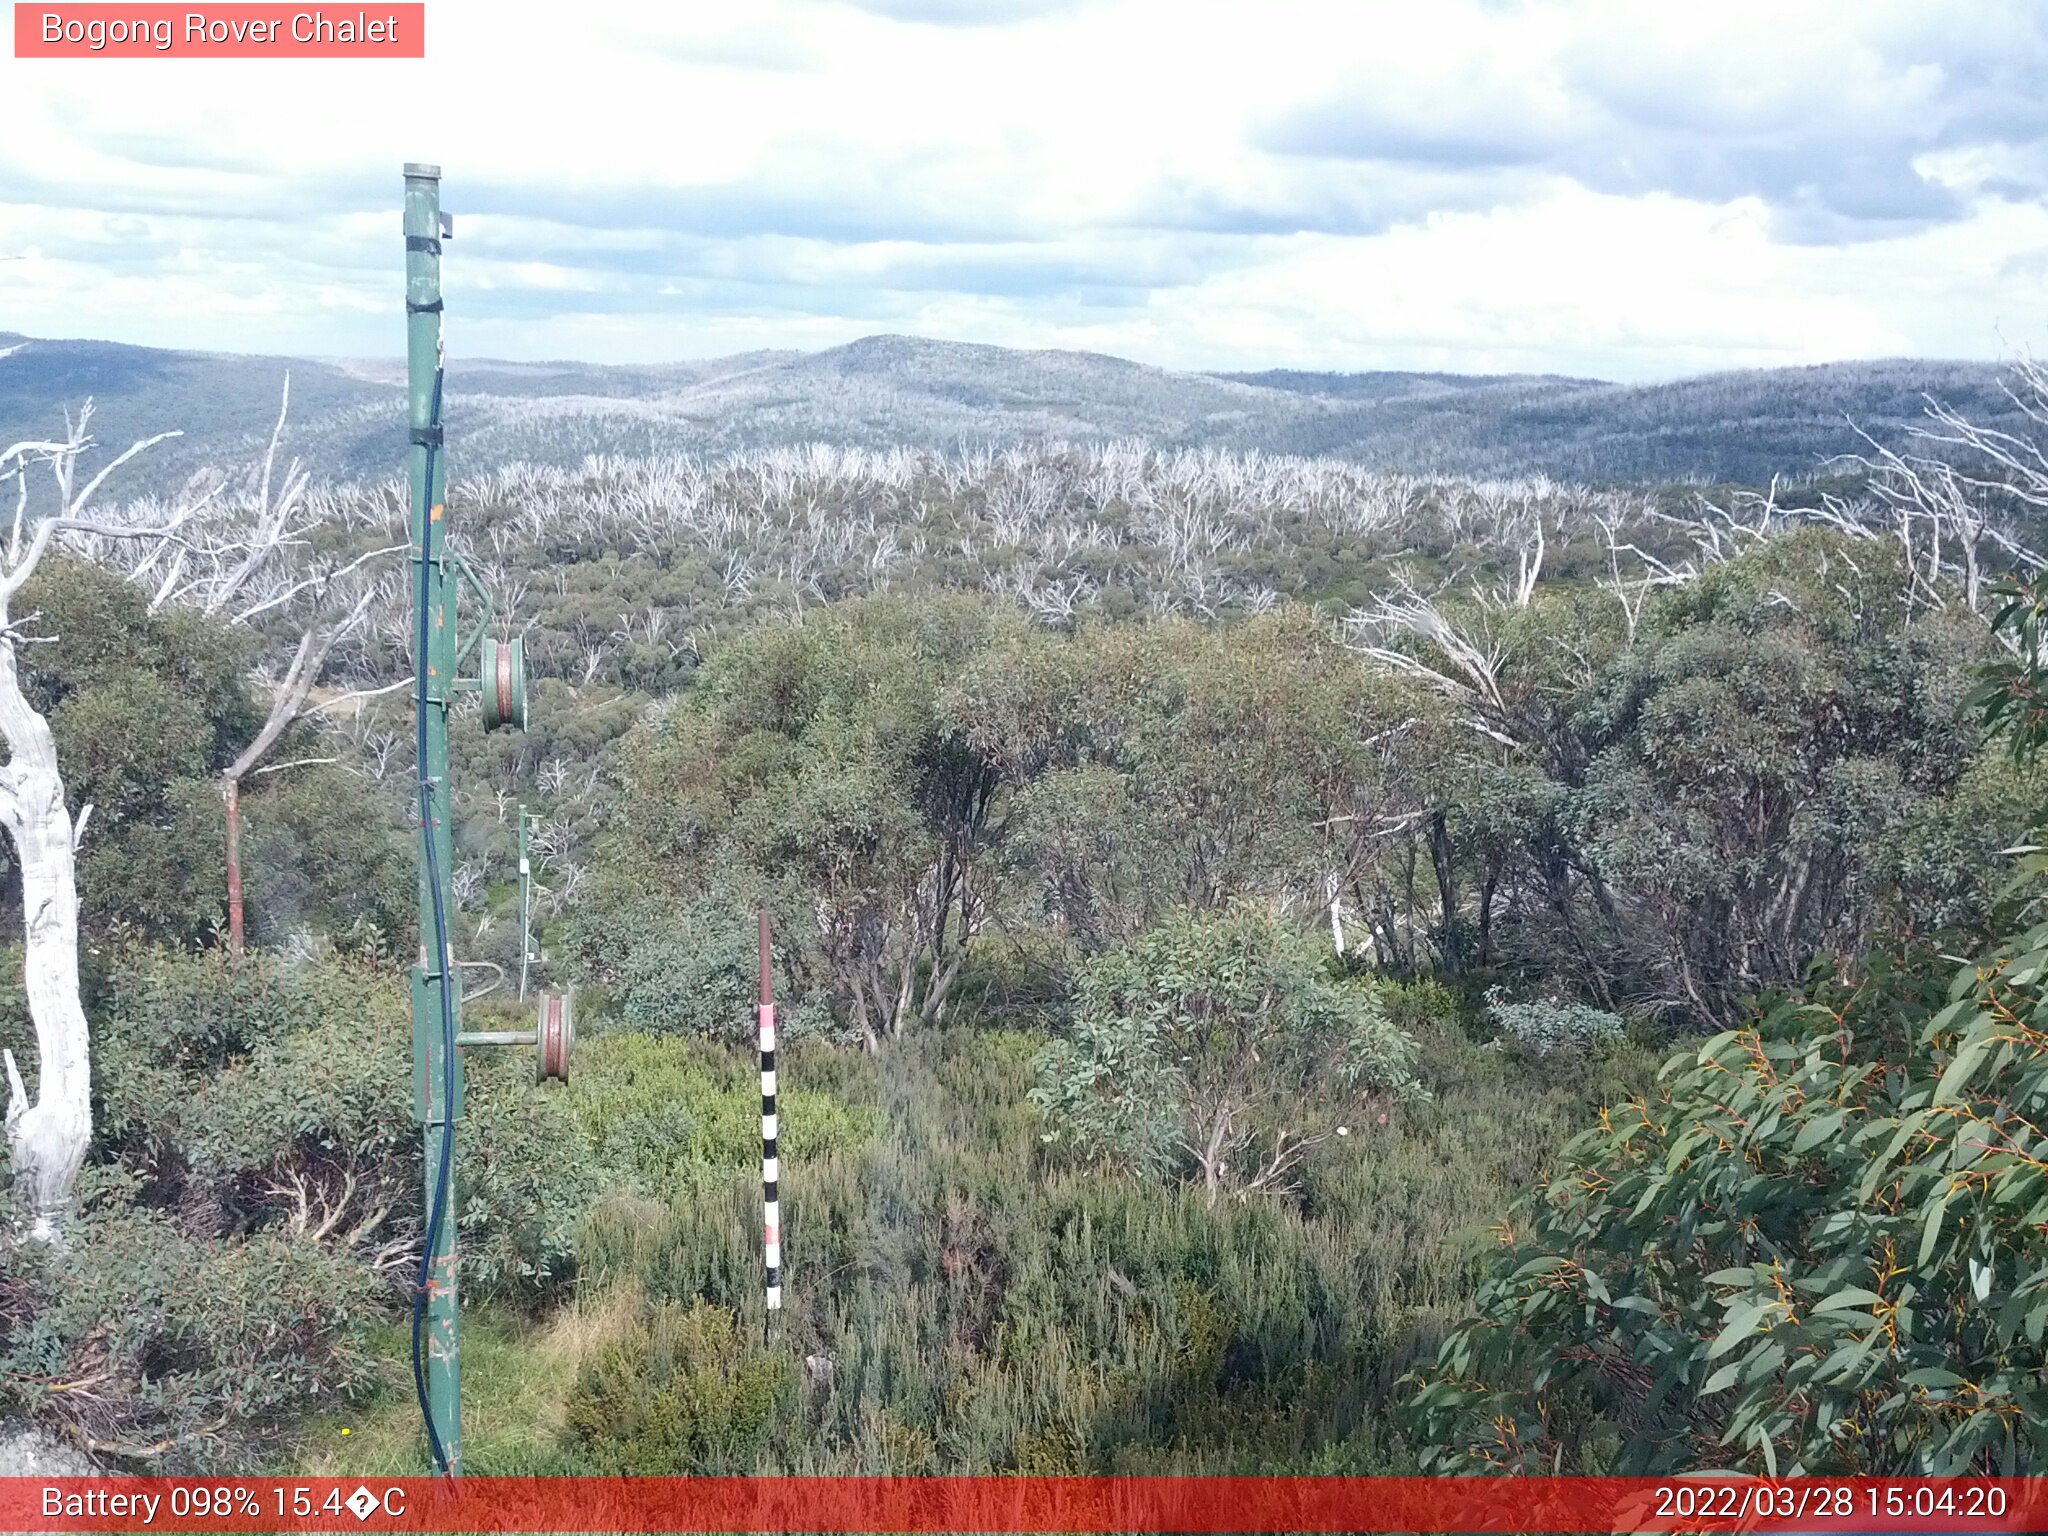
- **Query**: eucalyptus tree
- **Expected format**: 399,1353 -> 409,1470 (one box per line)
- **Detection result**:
1405,572 -> 2048,1473
80,378 -> 406,952
603,594 -> 1047,1049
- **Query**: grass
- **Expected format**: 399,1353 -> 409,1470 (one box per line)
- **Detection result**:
283,979 -> 1659,1477
558,984 -> 1656,1474
286,1294 -> 637,1476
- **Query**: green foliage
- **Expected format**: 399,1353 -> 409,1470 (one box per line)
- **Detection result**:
0,946 -> 608,1466
596,597 -> 1438,1041
0,557 -> 410,948
0,1194 -> 382,1470
457,1052 -> 605,1300
564,1000 -> 1631,1474
1405,937 -> 2048,1475
1566,536 -> 1993,1013
588,550 -> 2025,1042
591,595 -> 1034,1045
1032,909 -> 1423,1196
20,554 -> 262,761
1000,611 -> 1430,948
7,556 -> 258,940
567,893 -> 830,1044
237,762 -> 412,949
566,1298 -> 796,1474
1974,577 -> 2048,764
11,416 -> 2045,1481
1482,987 -> 1626,1058
1387,532 -> 2032,1023
570,1032 -> 880,1190
1402,547 -> 2048,1478
89,945 -> 596,1302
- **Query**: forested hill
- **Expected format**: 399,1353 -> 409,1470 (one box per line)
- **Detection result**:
0,329 -> 2023,490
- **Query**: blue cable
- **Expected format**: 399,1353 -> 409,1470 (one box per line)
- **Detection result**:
409,364 -> 457,1477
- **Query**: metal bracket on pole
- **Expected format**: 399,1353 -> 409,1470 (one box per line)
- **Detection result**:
456,990 -> 573,1084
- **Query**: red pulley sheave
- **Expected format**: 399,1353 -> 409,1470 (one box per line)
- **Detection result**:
537,991 -> 573,1083
496,640 -> 514,724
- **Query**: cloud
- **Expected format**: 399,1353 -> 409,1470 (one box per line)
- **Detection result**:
1256,52 -> 1582,172
602,18 -> 822,70
458,165 -> 1040,246
829,0 -> 1095,25
0,0 -> 2044,378
1262,0 -> 2048,244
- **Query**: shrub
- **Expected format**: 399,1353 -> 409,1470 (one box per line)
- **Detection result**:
571,894 -> 833,1045
1481,987 -> 1626,1058
238,762 -> 413,950
1032,908 -> 1423,1201
564,1298 -> 795,1474
570,1033 -> 880,1190
0,1194 -> 381,1471
564,1014 -> 1575,1476
1405,938 -> 2048,1476
5,939 -> 601,1471
457,1053 -> 604,1301
91,944 -> 596,1301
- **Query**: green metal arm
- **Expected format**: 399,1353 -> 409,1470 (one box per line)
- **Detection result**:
448,548 -> 496,678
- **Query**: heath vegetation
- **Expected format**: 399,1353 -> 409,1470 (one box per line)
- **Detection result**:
4,364 -> 2048,1475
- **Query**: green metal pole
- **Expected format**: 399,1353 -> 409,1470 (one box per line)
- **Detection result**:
404,160 -> 461,1476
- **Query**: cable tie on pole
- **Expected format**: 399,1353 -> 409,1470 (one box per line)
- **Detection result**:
406,235 -> 442,255
407,299 -> 444,314
410,426 -> 445,447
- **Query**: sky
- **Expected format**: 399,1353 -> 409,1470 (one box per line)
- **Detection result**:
2,0 -> 2046,380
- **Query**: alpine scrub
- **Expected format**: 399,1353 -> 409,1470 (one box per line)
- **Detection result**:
1408,567 -> 2048,1477
1406,942 -> 2048,1475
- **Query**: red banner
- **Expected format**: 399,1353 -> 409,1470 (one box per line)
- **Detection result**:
3,1476 -> 2046,1532
12,4 -> 424,57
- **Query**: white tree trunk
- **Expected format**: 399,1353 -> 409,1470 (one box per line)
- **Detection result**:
0,624 -> 92,1241
0,388 -> 382,1240
0,412 -> 208,1241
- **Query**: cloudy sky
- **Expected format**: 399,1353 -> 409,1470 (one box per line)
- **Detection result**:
2,0 -> 2045,379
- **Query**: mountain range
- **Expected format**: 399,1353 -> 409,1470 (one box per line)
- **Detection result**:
0,330 -> 2023,493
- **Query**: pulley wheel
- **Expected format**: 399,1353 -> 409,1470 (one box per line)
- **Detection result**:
537,990 -> 573,1083
480,635 -> 529,732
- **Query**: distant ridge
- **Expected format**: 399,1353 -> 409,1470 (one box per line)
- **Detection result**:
0,330 -> 2024,492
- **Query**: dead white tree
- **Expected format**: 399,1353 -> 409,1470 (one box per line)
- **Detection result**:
1815,370 -> 2048,632
1345,573 -> 1520,747
1593,508 -> 1691,646
1507,510 -> 1546,608
0,409 -> 197,1238
89,378 -> 406,953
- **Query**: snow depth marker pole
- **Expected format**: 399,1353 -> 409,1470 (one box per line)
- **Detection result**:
518,806 -> 537,1001
760,910 -> 782,1327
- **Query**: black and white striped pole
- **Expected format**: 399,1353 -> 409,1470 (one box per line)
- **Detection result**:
758,911 -> 782,1322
